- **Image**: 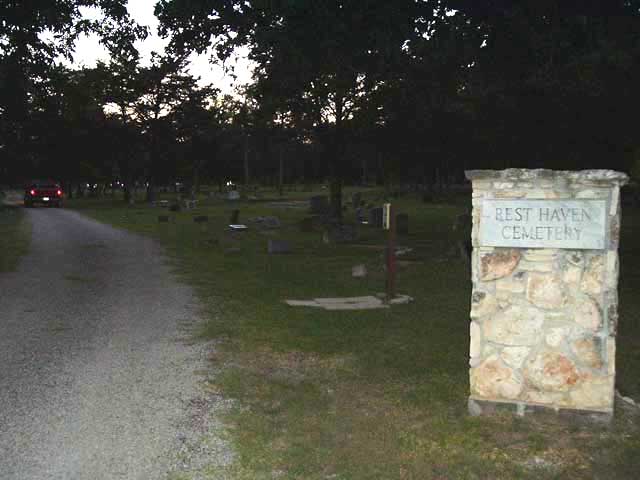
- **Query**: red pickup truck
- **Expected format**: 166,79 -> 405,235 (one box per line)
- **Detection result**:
24,182 -> 64,208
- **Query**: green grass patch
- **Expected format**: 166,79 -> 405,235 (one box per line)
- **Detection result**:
0,205 -> 31,272
69,188 -> 640,479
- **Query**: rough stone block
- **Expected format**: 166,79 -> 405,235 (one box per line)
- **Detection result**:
563,265 -> 583,288
568,375 -> 614,410
501,346 -> 531,369
573,296 -> 602,332
493,182 -> 515,189
571,336 -> 604,369
524,351 -> 579,392
470,322 -> 482,360
483,305 -> 544,346
545,327 -> 572,347
518,260 -> 554,272
526,273 -> 567,309
480,249 -> 521,281
496,277 -> 525,294
575,189 -> 609,199
470,290 -> 498,318
471,355 -> 523,400
492,190 -> 526,199
581,255 -> 605,296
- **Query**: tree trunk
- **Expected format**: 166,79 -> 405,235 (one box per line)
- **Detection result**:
243,133 -> 250,187
124,177 -> 135,205
146,181 -> 156,203
330,178 -> 342,220
278,143 -> 284,196
328,103 -> 345,221
191,159 -> 199,201
362,157 -> 367,185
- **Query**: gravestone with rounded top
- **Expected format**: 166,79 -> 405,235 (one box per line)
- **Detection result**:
465,169 -> 628,421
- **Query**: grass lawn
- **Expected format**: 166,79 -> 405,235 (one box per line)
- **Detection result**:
69,188 -> 640,479
0,204 -> 31,272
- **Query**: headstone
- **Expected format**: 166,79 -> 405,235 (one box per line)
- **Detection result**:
193,215 -> 208,223
268,239 -> 292,254
352,264 -> 367,278
169,203 -> 181,212
396,213 -> 409,235
309,195 -> 329,214
157,215 -> 170,223
465,169 -> 629,422
355,207 -> 366,224
229,209 -> 240,224
227,190 -> 240,201
369,207 -> 383,228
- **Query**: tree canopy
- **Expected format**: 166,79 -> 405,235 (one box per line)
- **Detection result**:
2,0 -> 639,197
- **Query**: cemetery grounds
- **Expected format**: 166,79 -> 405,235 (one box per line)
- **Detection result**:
4,188 -> 639,479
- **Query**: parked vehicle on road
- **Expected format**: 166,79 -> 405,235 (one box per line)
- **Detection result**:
24,181 -> 64,207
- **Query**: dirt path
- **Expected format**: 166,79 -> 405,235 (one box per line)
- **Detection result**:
0,207 -> 231,479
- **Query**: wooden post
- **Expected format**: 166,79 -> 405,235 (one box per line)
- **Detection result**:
384,204 -> 397,301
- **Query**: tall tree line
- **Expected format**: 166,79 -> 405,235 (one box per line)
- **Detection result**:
2,1 -> 639,204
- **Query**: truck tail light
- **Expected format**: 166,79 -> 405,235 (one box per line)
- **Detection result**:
57,190 -> 62,196
30,189 -> 36,195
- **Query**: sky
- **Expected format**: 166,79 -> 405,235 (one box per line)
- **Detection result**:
68,0 -> 253,96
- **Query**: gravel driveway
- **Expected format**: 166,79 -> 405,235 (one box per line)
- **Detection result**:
0,207 -> 231,479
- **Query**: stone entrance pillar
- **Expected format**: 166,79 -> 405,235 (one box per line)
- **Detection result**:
465,169 -> 628,420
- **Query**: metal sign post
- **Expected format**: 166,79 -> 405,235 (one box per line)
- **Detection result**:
383,203 -> 396,301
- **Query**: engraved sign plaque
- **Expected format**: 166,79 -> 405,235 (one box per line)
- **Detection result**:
479,199 -> 607,249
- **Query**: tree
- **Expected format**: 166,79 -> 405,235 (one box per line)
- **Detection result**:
95,55 -> 144,203
28,65 -> 111,194
169,83 -> 223,199
447,0 -> 640,170
156,0 -> 429,218
0,0 -> 146,183
134,54 -> 202,201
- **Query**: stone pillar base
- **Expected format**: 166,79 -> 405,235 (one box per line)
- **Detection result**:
468,397 -> 613,425
465,169 -> 629,419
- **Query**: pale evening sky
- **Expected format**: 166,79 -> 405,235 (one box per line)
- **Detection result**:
68,0 -> 253,96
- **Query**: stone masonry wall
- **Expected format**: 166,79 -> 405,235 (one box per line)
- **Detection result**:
466,169 -> 628,415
